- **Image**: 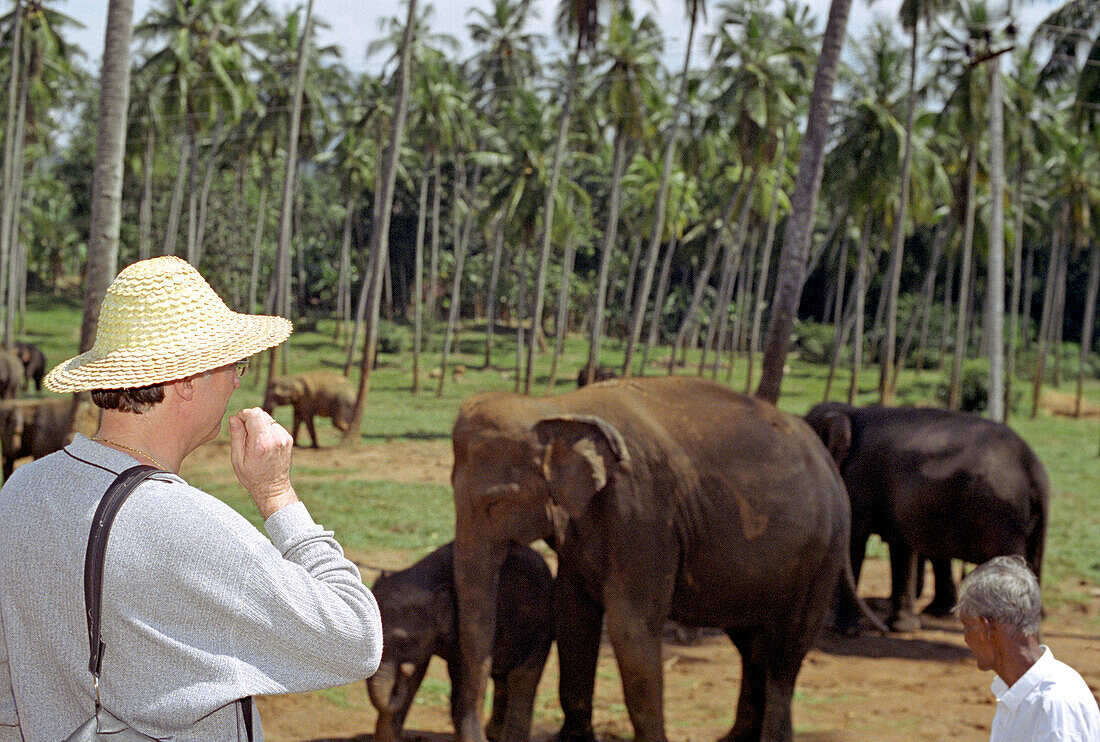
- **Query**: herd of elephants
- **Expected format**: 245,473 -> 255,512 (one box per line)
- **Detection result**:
0,346 -> 1050,742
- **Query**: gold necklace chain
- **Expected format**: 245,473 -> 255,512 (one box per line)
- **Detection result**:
93,437 -> 170,471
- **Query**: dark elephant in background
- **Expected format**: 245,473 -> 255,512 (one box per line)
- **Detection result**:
451,377 -> 879,742
367,542 -> 553,742
261,370 -> 355,447
803,402 -> 1049,632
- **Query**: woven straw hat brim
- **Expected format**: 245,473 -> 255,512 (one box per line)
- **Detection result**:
45,312 -> 291,392
43,256 -> 292,393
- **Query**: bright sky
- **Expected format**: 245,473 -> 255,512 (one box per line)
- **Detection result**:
65,0 -> 1061,76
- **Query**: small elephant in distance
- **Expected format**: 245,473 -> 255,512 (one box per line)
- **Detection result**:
261,370 -> 355,448
367,542 -> 553,742
0,351 -> 24,400
12,342 -> 45,392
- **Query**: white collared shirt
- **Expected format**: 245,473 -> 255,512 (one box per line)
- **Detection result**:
990,646 -> 1100,741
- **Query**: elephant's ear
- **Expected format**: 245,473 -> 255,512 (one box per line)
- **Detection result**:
824,412 -> 852,465
533,414 -> 630,519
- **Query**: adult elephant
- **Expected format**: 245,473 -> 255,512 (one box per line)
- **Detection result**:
803,402 -> 1049,632
451,376 -> 871,742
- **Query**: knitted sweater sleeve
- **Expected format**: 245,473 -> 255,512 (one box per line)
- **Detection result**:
100,480 -> 382,728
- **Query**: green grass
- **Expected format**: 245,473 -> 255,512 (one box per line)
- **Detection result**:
202,477 -> 453,556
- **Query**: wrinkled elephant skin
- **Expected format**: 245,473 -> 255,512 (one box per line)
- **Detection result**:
803,402 -> 1049,632
367,542 -> 553,742
451,377 -> 854,742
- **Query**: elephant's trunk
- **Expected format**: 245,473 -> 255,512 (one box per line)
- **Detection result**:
366,661 -> 397,712
452,539 -> 508,742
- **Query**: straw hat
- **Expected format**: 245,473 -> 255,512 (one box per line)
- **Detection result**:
45,256 -> 292,392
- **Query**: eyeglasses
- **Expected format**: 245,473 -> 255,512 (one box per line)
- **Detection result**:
234,359 -> 250,377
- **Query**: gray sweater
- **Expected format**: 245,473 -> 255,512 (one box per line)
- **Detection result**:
0,434 -> 382,740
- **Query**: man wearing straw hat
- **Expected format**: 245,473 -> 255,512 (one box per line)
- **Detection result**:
0,256 -> 382,740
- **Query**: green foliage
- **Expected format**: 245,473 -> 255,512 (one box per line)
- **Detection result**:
791,321 -> 835,364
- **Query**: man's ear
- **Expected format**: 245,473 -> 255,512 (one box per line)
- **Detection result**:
169,376 -> 197,402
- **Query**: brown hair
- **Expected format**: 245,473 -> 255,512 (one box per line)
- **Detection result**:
91,384 -> 166,414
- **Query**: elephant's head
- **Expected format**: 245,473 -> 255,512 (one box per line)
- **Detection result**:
367,572 -> 450,742
261,376 -> 302,413
804,402 -> 853,466
449,396 -> 629,742
331,392 -> 356,433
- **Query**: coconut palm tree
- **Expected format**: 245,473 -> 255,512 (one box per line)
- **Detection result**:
79,0 -> 134,353
345,0 -> 417,438
878,0 -> 952,402
756,0 -> 853,403
621,0 -> 707,377
584,4 -> 662,383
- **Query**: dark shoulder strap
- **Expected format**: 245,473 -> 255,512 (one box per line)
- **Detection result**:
84,465 -> 162,675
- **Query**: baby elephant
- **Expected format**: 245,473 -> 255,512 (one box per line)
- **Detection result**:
261,370 -> 355,447
13,342 -> 45,392
367,542 -> 553,742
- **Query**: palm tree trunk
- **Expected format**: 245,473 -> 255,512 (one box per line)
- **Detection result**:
746,134 -> 790,392
162,135 -> 190,257
1075,243 -> 1098,416
79,0 -> 134,353
948,154 -> 978,411
0,0 -> 23,335
436,159 -> 469,398
668,177 -> 745,374
484,220 -> 504,369
412,169 -> 427,393
642,232 -> 679,374
622,12 -> 698,377
756,0 -> 852,403
895,225 -> 946,381
824,239 -> 856,401
248,174 -> 269,314
1006,163 -> 1026,419
193,131 -> 221,266
879,22 -> 919,403
334,197 -> 354,342
524,43 -> 580,393
429,150 -> 442,320
622,234 -> 642,323
1051,246 -> 1067,388
985,56 -> 1006,421
347,0 -> 411,433
138,127 -> 154,260
3,78 -> 27,347
546,218 -> 579,391
586,130 -> 628,384
847,212 -> 872,404
268,0 -> 313,393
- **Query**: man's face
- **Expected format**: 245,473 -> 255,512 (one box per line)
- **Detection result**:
960,613 -> 996,672
196,362 -> 241,443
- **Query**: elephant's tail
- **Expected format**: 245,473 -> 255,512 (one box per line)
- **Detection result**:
1025,453 -> 1050,583
840,559 -> 889,635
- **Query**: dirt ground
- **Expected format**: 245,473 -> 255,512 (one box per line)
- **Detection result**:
186,439 -> 1100,742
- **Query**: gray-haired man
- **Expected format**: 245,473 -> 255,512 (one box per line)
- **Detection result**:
956,555 -> 1099,741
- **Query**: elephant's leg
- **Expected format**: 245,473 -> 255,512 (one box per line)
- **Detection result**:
835,527 -> 871,633
922,557 -> 957,617
306,414 -> 320,448
485,672 -> 508,742
554,566 -> 602,742
604,598 -> 668,742
290,410 -> 303,446
493,632 -> 553,742
887,541 -> 921,632
723,630 -> 766,742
